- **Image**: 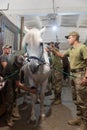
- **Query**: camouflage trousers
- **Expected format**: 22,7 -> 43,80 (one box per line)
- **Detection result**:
5,80 -> 17,120
52,69 -> 63,100
71,70 -> 87,125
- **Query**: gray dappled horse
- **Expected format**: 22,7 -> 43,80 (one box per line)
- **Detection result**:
22,27 -> 50,122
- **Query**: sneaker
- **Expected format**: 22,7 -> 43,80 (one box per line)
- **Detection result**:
7,119 -> 14,127
68,118 -> 81,126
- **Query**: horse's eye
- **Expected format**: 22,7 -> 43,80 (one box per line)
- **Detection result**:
26,43 -> 28,46
40,42 -> 43,46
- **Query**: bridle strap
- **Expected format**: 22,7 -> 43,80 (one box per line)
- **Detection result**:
28,56 -> 46,64
25,43 -> 46,65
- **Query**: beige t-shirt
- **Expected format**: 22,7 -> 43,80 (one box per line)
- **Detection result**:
64,44 -> 87,70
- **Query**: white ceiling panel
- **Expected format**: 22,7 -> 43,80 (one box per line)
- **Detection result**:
60,15 -> 79,27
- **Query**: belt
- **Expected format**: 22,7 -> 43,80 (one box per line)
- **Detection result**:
71,68 -> 85,73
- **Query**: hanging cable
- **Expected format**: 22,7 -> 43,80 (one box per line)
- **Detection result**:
52,0 -> 55,14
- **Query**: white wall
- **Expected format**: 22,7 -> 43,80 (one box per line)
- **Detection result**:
5,14 -> 21,28
43,26 -> 87,42
42,26 -> 87,50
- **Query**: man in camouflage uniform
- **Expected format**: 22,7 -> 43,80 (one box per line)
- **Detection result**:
50,42 -> 63,105
48,31 -> 87,130
2,54 -> 36,127
0,45 -> 36,127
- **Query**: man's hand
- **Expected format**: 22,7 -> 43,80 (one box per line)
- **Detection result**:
29,87 -> 37,94
0,76 -> 5,90
45,44 -> 55,52
80,78 -> 87,86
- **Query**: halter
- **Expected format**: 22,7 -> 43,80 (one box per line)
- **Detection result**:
25,43 -> 46,65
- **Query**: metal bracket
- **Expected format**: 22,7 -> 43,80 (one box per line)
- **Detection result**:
0,3 -> 9,11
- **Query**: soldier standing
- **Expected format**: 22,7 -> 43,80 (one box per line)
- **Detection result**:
48,31 -> 87,130
51,42 -> 63,105
46,42 -> 63,105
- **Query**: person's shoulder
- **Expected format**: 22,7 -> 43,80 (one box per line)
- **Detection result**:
80,43 -> 86,47
0,54 -> 7,58
0,54 -> 8,62
80,43 -> 87,49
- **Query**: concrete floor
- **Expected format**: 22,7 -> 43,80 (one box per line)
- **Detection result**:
0,83 -> 78,130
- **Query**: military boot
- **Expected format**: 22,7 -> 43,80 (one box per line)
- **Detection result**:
77,106 -> 81,116
12,105 -> 21,119
54,99 -> 61,105
77,111 -> 81,116
77,124 -> 87,130
68,117 -> 81,126
54,92 -> 61,105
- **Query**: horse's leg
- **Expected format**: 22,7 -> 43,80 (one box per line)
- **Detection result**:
29,93 -> 37,122
39,79 -> 48,120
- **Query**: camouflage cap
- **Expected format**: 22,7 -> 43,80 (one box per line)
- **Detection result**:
65,31 -> 80,39
2,44 -> 12,49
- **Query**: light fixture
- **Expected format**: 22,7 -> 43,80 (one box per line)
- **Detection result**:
52,25 -> 57,31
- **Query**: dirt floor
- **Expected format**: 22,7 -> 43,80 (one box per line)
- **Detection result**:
0,85 -> 78,130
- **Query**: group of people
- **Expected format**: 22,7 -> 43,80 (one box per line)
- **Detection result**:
0,44 -> 36,127
47,31 -> 87,130
0,31 -> 87,130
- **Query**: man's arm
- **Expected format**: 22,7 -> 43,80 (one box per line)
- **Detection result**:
46,45 -> 65,58
85,66 -> 87,78
1,61 -> 7,69
15,80 -> 37,94
51,48 -> 65,58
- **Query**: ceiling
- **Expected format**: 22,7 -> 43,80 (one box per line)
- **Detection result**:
0,0 -> 87,49
0,0 -> 87,28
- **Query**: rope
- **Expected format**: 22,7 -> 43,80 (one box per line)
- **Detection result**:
23,44 -> 77,78
25,44 -> 45,64
2,62 -> 76,81
52,66 -> 77,78
3,70 -> 19,81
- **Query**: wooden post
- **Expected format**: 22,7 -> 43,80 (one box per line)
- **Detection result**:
19,17 -> 24,94
20,17 -> 24,50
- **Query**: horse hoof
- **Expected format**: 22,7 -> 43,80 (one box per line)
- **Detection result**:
27,119 -> 36,124
39,114 -> 46,121
30,119 -> 36,124
36,99 -> 40,104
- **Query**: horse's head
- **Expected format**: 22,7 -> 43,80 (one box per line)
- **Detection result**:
22,27 -> 46,74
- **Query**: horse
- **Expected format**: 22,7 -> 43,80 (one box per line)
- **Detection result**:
22,27 -> 50,123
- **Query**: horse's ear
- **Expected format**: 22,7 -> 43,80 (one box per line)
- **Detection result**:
24,26 -> 30,33
40,27 -> 46,34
